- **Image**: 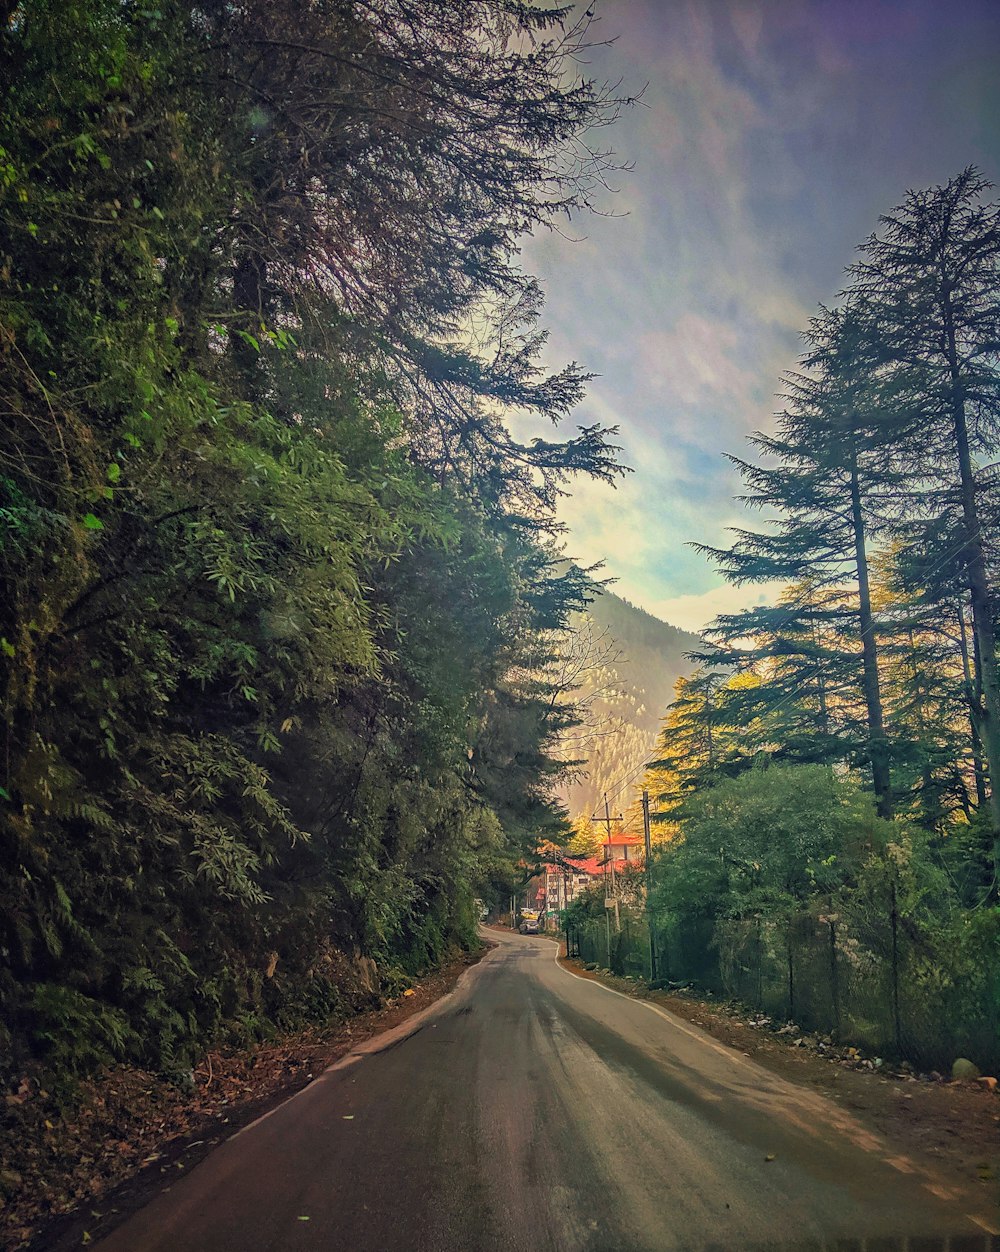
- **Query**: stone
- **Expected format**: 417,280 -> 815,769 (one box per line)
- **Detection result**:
976,1076 -> 997,1092
952,1057 -> 981,1081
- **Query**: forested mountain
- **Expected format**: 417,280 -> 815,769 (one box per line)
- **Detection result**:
557,592 -> 699,821
0,0 -> 636,1087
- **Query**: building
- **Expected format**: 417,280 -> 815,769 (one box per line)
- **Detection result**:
542,856 -> 603,924
600,831 -> 644,874
536,831 -> 647,929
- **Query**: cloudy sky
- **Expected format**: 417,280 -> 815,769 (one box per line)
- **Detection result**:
519,0 -> 1000,633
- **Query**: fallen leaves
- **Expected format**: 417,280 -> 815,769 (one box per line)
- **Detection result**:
0,950 -> 484,1250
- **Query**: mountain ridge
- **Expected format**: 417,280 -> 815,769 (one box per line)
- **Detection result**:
557,589 -> 701,820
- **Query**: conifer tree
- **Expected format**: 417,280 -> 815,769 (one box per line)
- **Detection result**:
698,306 -> 912,816
848,169 -> 1000,872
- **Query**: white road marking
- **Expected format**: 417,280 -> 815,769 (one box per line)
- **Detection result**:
546,937 -> 1000,1238
548,937 -> 759,1071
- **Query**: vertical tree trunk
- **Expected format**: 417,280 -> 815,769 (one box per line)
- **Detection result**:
810,609 -> 830,735
848,451 -> 893,818
231,248 -> 268,396
956,600 -> 988,808
705,697 -> 715,773
906,627 -> 937,828
947,322 -> 1000,880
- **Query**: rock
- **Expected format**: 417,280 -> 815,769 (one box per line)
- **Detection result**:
976,1076 -> 997,1092
952,1057 -> 981,1081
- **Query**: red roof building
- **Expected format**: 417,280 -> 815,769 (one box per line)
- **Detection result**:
541,856 -> 603,918
600,832 -> 644,873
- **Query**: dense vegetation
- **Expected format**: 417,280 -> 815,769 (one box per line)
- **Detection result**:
628,171 -> 1000,1066
0,0 -> 635,1084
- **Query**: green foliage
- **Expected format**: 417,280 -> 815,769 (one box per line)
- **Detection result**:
26,985 -> 137,1078
653,764 -> 884,923
630,174 -> 1000,1063
0,0 -> 629,1085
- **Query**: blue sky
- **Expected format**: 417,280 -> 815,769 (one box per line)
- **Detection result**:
519,0 -> 1000,632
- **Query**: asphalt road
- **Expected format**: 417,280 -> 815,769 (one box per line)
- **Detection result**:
96,931 -> 998,1252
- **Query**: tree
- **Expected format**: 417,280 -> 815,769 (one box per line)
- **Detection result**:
0,0 -> 633,1084
645,668 -> 741,820
697,304 -> 924,816
654,763 -> 882,924
696,582 -> 863,770
190,0 -> 636,514
873,543 -> 987,829
848,168 -> 1000,872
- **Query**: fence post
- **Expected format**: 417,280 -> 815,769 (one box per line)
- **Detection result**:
755,917 -> 763,1007
642,790 -> 658,984
828,919 -> 840,1038
890,864 -> 902,1054
786,922 -> 795,1019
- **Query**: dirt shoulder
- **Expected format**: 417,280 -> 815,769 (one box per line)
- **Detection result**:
2,945 -> 491,1252
559,952 -> 1000,1212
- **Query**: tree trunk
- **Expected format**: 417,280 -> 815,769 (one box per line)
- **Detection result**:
848,451 -> 892,818
956,599 -> 988,808
231,248 -> 268,396
947,322 -> 1000,879
906,627 -> 937,829
810,609 -> 830,735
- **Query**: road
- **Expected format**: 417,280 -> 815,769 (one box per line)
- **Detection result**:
96,930 -> 998,1251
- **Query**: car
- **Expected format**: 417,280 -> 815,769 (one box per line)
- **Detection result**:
518,911 -> 541,935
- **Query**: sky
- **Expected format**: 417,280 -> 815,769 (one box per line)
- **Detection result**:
518,0 -> 1000,633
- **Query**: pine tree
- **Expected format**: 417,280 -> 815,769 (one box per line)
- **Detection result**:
697,305 -> 914,816
848,169 -> 1000,874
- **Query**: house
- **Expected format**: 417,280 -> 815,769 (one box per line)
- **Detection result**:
535,831 -> 647,928
600,831 -> 644,874
542,855 -> 603,921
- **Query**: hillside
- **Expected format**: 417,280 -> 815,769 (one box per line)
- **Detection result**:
557,591 -> 701,820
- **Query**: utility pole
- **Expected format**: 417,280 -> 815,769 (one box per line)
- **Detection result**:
642,790 -> 657,983
592,793 -> 623,957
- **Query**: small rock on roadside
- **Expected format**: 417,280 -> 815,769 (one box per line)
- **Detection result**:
952,1058 -> 981,1082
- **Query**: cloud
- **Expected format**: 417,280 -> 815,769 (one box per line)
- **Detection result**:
640,313 -> 756,411
516,0 -> 1000,629
647,582 -> 777,636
